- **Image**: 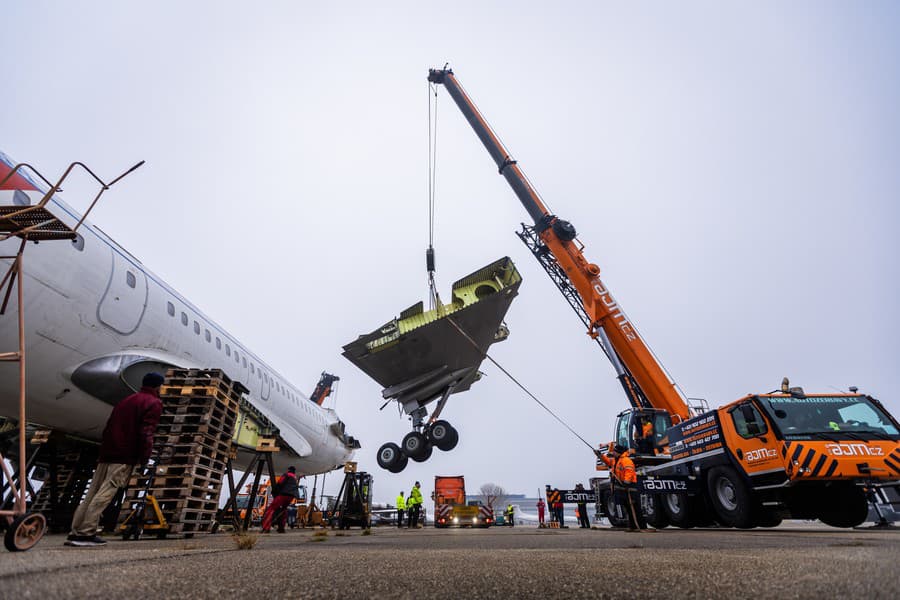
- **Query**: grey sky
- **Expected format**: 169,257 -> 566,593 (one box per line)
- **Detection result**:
4,1 -> 898,505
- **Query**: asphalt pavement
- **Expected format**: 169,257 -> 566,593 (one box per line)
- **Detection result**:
1,524 -> 898,599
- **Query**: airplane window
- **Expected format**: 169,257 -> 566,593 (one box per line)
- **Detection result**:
167,302 -> 175,317
126,271 -> 136,289
242,357 -> 247,368
225,344 -> 231,357
181,312 -> 188,326
264,373 -> 268,384
235,352 -> 239,364
258,370 -> 262,379
216,337 -> 221,350
71,234 -> 85,251
204,329 -> 211,342
250,364 -> 255,374
193,321 -> 200,335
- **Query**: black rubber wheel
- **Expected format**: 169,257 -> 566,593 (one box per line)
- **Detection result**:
755,508 -> 783,528
603,491 -> 630,528
402,432 -> 429,460
410,443 -> 433,463
428,421 -> 455,451
441,426 -> 459,451
662,492 -> 698,528
707,466 -> 755,528
156,531 -> 168,539
4,513 -> 46,552
640,493 -> 669,529
387,453 -> 409,473
377,442 -> 404,471
817,484 -> 868,528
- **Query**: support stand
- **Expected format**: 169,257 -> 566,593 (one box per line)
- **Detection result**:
221,439 -> 279,531
0,158 -> 142,551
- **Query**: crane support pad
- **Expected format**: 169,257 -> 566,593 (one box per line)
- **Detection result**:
342,257 -> 522,406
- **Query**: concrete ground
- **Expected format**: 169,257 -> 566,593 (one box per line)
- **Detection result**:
1,524 -> 898,599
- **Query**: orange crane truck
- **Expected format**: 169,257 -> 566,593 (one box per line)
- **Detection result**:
428,67 -> 900,529
433,476 -> 493,528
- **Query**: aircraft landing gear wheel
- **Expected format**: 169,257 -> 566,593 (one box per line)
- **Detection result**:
411,443 -> 433,463
402,432 -> 430,461
4,513 -> 46,552
377,442 -> 407,472
427,420 -> 457,451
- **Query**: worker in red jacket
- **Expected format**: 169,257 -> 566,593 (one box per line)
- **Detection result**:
262,466 -> 300,533
66,372 -> 164,547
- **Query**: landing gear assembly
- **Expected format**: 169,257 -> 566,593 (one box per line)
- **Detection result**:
377,420 -> 459,473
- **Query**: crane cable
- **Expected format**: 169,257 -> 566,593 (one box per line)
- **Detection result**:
446,317 -> 598,455
426,81 -> 440,310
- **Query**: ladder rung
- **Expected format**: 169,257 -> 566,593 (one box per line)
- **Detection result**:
0,352 -> 21,361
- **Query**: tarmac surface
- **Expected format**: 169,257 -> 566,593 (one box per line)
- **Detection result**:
2,523 -> 898,599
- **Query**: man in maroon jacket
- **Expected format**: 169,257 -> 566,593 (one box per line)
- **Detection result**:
66,372 -> 164,547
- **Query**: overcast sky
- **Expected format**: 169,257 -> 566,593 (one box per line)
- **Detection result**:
4,1 -> 898,505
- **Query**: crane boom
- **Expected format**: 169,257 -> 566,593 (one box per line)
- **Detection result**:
428,67 -> 691,422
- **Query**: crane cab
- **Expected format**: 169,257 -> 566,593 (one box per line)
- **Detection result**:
613,408 -> 673,465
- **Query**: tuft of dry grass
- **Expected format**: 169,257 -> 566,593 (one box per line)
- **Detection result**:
232,532 -> 258,550
313,530 -> 329,537
361,528 -> 372,536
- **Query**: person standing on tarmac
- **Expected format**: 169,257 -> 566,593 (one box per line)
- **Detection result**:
408,481 -> 423,528
66,372 -> 164,547
537,498 -> 546,526
396,490 -> 406,528
599,444 -> 645,530
506,503 -> 515,527
575,483 -> 590,528
261,466 -> 300,533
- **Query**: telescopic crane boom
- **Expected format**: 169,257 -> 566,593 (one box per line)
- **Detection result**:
427,68 -> 690,423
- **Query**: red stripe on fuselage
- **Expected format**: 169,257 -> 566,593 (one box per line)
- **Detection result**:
0,159 -> 39,191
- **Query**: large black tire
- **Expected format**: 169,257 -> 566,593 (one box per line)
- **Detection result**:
707,466 -> 756,528
428,421 -> 456,451
377,442 -> 404,471
410,443 -> 433,463
402,432 -> 430,460
640,493 -> 669,529
603,490 -> 630,528
662,492 -> 700,528
817,484 -> 868,528
755,508 -> 783,528
387,453 -> 409,473
442,426 -> 459,451
4,513 -> 46,552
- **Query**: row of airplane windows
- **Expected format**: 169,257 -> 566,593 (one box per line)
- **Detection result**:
163,299 -> 302,406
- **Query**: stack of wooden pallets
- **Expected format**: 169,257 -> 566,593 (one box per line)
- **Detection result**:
119,368 -> 245,536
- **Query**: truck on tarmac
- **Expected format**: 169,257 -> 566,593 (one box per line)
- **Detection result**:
427,66 -> 900,529
433,476 -> 493,528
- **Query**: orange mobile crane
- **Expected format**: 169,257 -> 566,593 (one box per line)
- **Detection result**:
428,67 -> 900,529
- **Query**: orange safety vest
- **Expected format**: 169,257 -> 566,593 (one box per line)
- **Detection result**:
601,451 -> 637,485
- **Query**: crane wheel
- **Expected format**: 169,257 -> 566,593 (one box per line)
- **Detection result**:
662,492 -> 699,528
707,466 -> 755,528
816,484 -> 868,528
640,493 -> 669,529
603,491 -> 630,528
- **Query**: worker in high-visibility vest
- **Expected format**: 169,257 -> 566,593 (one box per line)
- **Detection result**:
600,444 -> 645,530
408,481 -> 423,528
396,491 -> 406,528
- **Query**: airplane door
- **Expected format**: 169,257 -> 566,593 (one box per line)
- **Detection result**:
97,248 -> 148,335
260,369 -> 271,402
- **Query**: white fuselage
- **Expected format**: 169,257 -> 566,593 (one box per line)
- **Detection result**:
0,156 -> 354,475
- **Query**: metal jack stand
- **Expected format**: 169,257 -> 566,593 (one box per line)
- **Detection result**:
0,158 -> 142,551
221,439 -> 280,531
